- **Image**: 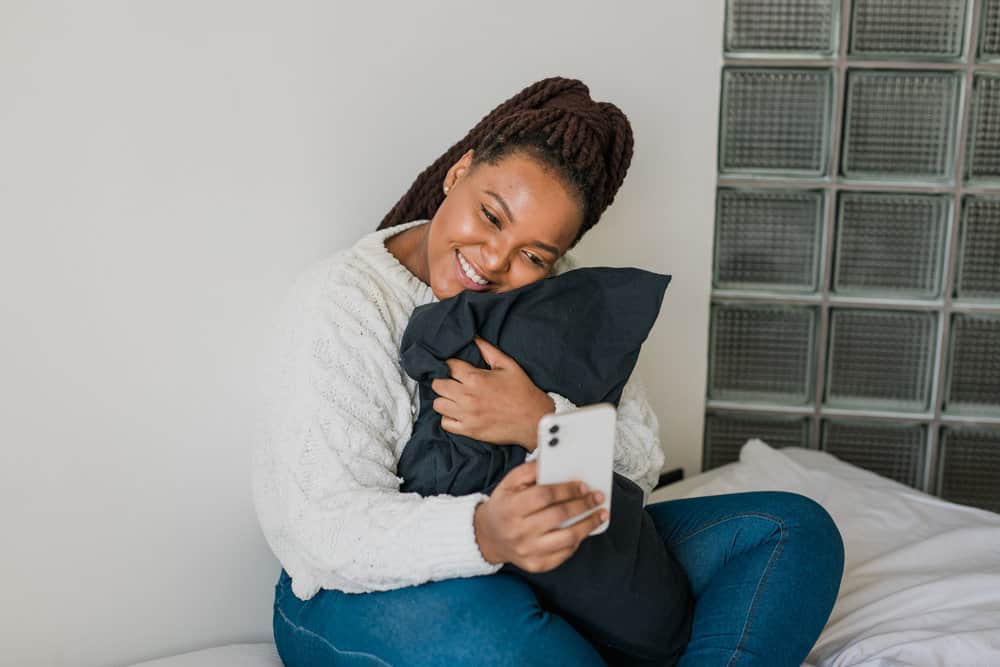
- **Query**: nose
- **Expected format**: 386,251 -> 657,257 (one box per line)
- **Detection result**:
480,236 -> 512,275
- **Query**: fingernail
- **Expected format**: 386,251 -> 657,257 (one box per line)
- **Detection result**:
593,491 -> 604,503
578,482 -> 588,494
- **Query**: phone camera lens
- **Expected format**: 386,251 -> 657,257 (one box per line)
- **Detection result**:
548,437 -> 559,446
549,425 -> 559,434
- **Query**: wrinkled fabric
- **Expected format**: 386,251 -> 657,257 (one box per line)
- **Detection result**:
396,267 -> 693,665
398,267 -> 670,495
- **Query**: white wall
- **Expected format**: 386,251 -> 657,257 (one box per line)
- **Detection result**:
0,2 -> 722,665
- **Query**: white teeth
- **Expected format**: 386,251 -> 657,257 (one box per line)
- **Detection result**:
457,252 -> 489,285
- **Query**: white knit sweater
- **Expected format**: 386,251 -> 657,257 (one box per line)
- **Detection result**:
251,219 -> 666,600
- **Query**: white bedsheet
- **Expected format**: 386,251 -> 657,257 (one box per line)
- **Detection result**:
673,440 -> 1000,667
135,441 -> 1000,667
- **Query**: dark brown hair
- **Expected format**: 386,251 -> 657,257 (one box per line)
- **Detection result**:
377,76 -> 634,247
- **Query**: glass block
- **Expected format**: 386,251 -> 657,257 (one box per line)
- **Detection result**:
725,0 -> 837,55
979,0 -> 1000,61
826,309 -> 937,411
704,412 -> 810,470
841,70 -> 961,181
965,75 -> 1000,183
937,427 -> 1000,514
954,197 -> 1000,299
720,68 -> 834,176
714,189 -> 824,291
821,419 -> 926,488
708,304 -> 817,404
832,192 -> 948,297
944,314 -> 1000,415
849,0 -> 967,59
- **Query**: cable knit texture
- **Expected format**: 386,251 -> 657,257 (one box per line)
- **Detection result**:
251,219 -> 666,600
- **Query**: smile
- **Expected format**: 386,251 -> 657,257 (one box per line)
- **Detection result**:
455,250 -> 491,288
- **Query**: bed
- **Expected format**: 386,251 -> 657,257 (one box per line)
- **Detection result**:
134,440 -> 1000,667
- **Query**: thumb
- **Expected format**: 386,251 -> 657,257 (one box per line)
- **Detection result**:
473,336 -> 509,369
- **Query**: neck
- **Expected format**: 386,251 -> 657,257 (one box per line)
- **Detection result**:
385,223 -> 431,286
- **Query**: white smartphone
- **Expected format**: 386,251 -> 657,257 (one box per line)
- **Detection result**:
536,403 -> 616,536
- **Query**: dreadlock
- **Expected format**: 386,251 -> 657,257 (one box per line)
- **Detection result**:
378,76 -> 634,246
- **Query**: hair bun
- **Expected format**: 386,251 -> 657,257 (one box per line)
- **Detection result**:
541,87 -> 593,113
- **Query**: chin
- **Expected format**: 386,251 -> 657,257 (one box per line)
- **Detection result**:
429,276 -> 460,301
432,287 -> 455,300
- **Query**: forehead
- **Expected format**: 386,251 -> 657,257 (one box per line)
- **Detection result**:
472,153 -> 582,250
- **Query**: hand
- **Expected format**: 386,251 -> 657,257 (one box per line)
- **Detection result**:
431,337 -> 555,449
473,460 -> 609,570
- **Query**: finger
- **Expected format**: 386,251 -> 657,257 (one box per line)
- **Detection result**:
542,544 -> 580,572
473,336 -> 509,369
543,547 -> 578,571
521,546 -> 576,574
523,493 -> 600,535
517,479 -> 590,515
472,336 -> 503,370
445,357 -> 479,382
430,377 -> 463,400
432,396 -> 459,419
533,508 -> 608,553
498,460 -> 538,491
441,415 -> 466,436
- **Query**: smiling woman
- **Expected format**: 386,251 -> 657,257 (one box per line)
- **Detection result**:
254,76 -> 845,667
381,81 -> 631,302
384,148 -> 583,298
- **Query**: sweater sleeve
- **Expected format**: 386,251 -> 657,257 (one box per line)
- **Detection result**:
252,263 -> 503,598
526,378 -> 665,503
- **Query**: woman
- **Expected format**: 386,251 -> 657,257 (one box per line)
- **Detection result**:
252,76 -> 844,666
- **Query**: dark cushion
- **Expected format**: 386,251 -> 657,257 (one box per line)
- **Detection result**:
397,267 -> 671,497
394,266 -> 692,664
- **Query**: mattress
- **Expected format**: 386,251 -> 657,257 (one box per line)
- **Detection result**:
131,643 -> 282,667
649,441 -> 1000,667
135,441 -> 1000,667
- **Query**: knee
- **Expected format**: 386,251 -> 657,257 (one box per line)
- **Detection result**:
765,492 -> 846,630
763,491 -> 844,568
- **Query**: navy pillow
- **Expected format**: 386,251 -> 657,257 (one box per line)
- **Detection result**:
397,267 -> 671,497
395,267 -> 692,665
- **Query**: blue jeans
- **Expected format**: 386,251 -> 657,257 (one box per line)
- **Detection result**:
272,491 -> 844,667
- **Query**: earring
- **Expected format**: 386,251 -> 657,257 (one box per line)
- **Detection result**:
443,185 -> 450,194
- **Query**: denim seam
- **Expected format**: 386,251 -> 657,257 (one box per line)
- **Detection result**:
661,511 -> 788,667
274,600 -> 394,667
667,511 -> 786,549
723,516 -> 786,667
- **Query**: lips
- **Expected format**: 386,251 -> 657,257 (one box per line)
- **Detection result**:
455,249 -> 491,291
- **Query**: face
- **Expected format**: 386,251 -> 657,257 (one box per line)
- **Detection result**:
424,149 -> 584,300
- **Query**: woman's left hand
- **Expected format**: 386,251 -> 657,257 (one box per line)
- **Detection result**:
431,337 -> 555,450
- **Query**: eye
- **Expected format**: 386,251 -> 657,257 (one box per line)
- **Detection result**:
523,251 -> 546,268
480,204 -> 501,229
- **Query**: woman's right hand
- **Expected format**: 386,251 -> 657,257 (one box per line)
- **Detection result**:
473,460 -> 608,573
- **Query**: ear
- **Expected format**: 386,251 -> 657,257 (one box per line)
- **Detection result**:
443,149 -> 475,192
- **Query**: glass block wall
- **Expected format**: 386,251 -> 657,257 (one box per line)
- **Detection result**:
706,0 -> 1000,514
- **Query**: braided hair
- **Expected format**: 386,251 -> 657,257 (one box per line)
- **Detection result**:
378,77 -> 634,247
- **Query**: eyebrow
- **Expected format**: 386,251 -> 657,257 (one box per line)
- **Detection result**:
484,190 -> 561,257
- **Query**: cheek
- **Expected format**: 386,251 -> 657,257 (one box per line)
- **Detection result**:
505,263 -> 547,290
425,231 -> 463,296
448,211 -> 485,239
432,207 -> 481,250
427,241 -> 452,286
